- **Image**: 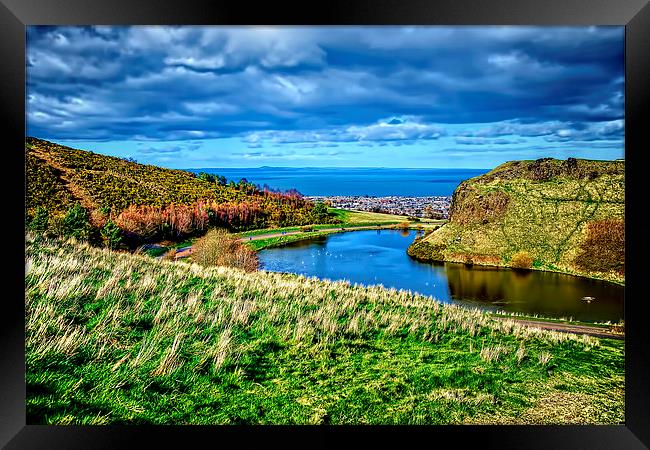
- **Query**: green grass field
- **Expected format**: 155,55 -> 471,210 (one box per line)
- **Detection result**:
329,208 -> 408,224
26,235 -> 624,425
245,231 -> 329,251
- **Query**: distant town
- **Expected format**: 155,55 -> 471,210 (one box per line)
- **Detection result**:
307,195 -> 452,219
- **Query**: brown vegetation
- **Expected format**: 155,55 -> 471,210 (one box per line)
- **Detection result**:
573,219 -> 624,275
479,157 -> 624,183
192,228 -> 259,272
447,253 -> 503,266
449,189 -> 510,225
510,251 -> 534,270
470,254 -> 502,266
162,249 -> 177,261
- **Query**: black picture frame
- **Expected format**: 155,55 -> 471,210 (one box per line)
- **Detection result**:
2,0 -> 648,447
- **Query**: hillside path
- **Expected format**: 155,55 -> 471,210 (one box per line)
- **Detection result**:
497,317 -> 624,340
29,147 -> 97,211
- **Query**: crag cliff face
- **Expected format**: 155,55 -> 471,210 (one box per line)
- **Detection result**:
407,158 -> 624,284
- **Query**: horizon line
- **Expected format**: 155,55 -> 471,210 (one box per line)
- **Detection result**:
184,166 -> 493,170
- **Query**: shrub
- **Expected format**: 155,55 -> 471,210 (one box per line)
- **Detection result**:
63,203 -> 91,241
26,151 -> 74,216
101,219 -> 123,249
47,214 -> 66,238
312,202 -> 329,222
510,251 -> 533,270
197,172 -> 216,183
28,206 -> 49,233
424,205 -> 445,219
300,225 -> 314,232
115,205 -> 165,242
397,221 -> 411,230
611,321 -> 625,334
192,229 -> 259,272
163,249 -> 177,261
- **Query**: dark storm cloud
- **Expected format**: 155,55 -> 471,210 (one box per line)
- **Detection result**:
27,26 -> 623,147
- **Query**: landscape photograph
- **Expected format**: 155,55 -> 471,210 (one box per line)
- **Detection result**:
25,25 -> 625,425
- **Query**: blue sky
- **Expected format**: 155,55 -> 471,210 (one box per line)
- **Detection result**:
26,26 -> 624,169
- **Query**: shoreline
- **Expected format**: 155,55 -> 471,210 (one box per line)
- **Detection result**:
165,226 -> 622,328
407,238 -> 625,287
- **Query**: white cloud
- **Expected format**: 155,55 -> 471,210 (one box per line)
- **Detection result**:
242,116 -> 446,146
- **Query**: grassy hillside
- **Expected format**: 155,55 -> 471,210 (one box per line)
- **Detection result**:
329,208 -> 408,225
26,137 -> 334,240
26,235 -> 623,424
408,158 -> 624,284
26,137 -> 224,214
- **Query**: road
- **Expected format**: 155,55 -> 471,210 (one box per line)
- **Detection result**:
498,317 -> 624,340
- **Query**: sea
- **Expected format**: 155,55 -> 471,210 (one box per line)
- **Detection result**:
188,167 -> 489,197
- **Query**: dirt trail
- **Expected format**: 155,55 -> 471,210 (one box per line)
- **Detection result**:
498,317 -> 624,340
29,147 -> 97,211
239,230 -> 307,242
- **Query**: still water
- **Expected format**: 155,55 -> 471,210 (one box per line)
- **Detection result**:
192,167 -> 488,196
258,229 -> 624,323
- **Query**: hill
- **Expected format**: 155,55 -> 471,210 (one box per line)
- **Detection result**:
26,137 -> 335,241
25,235 -> 623,424
407,158 -> 624,284
26,137 -> 228,214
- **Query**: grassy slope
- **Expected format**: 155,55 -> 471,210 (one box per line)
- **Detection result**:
329,208 -> 408,224
408,158 -> 624,284
246,231 -> 330,251
26,236 -> 623,425
26,137 -> 226,215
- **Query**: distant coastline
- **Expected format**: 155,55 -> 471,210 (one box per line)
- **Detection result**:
187,167 -> 489,197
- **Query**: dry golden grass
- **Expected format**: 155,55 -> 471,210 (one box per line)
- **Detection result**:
26,236 -> 599,374
25,235 -> 622,425
192,228 -> 259,272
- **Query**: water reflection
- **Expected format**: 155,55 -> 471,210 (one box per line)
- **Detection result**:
258,229 -> 623,322
443,263 -> 623,321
